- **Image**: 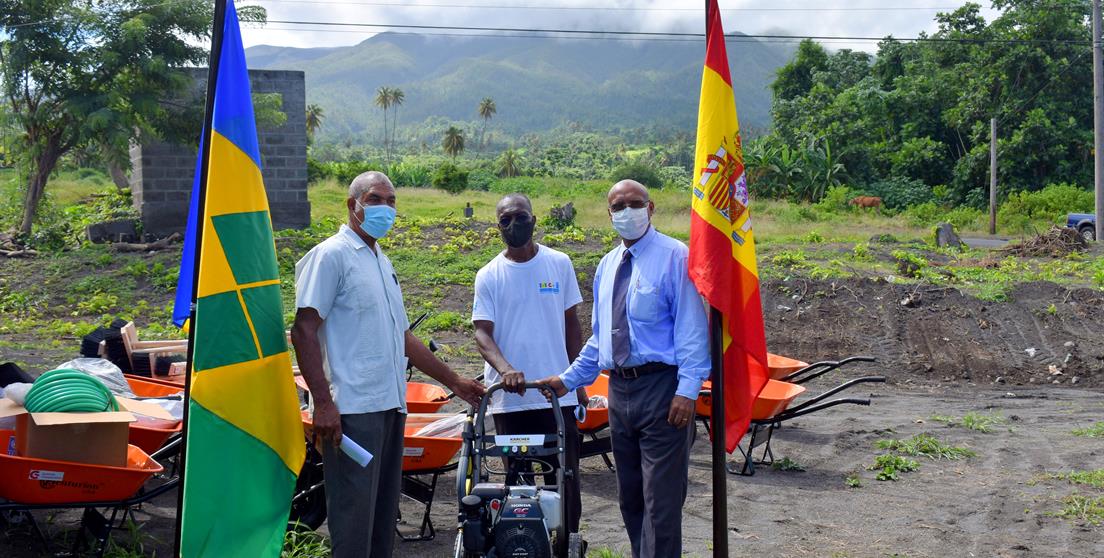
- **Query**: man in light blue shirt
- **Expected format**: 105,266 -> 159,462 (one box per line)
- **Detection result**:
541,179 -> 710,558
292,171 -> 484,557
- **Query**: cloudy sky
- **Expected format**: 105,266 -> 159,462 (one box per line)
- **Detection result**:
239,0 -> 1003,52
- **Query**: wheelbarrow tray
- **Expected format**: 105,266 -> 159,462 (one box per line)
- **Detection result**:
697,379 -> 807,421
406,382 -> 450,414
124,376 -> 183,454
0,430 -> 163,505
767,353 -> 809,380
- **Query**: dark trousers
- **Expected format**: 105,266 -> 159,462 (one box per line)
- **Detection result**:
608,370 -> 692,558
322,410 -> 405,558
492,406 -> 582,534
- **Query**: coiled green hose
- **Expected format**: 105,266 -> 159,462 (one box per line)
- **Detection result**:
23,369 -> 119,413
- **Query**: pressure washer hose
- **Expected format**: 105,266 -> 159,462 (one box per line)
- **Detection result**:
23,369 -> 119,413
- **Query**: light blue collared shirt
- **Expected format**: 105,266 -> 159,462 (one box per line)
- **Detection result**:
560,227 -> 711,400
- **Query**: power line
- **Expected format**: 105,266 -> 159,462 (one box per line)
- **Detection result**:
259,25 -> 881,45
257,0 -> 975,12
257,0 -> 1094,12
265,19 -> 1093,45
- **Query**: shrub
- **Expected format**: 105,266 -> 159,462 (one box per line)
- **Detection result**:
657,166 -> 692,189
389,160 -> 434,188
865,177 -> 933,210
307,159 -> 384,185
814,185 -> 857,213
608,161 -> 663,190
902,202 -> 942,227
432,162 -> 469,194
467,168 -> 496,192
998,183 -> 1094,232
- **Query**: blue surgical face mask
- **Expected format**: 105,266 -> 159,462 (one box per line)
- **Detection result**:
355,201 -> 396,239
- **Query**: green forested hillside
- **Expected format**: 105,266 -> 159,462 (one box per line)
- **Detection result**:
246,32 -> 792,142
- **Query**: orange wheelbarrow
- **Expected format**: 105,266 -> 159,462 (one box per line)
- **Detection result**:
0,429 -> 178,557
289,382 -> 466,542
696,355 -> 884,476
124,376 -> 183,454
576,373 -> 615,471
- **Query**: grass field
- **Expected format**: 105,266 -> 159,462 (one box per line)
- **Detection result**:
307,177 -> 952,244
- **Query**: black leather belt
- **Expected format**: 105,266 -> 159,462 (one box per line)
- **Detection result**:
609,362 -> 675,379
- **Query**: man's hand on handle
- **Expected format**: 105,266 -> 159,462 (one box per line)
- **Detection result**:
535,376 -> 569,399
450,376 -> 486,408
501,368 -> 527,395
667,395 -> 694,429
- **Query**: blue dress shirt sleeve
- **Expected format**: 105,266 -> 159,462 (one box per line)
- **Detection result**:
669,251 -> 712,400
560,262 -> 604,390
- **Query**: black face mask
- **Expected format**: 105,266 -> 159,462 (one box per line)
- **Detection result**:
500,218 -> 535,248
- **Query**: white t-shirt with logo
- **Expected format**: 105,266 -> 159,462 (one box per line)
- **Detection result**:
472,244 -> 583,414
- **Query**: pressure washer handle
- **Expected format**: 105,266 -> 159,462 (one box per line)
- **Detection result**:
473,382 -> 566,450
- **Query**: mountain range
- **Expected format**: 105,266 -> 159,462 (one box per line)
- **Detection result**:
245,32 -> 793,142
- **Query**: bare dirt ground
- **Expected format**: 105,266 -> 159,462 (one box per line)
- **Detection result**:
2,382 -> 1101,557
1,247 -> 1102,556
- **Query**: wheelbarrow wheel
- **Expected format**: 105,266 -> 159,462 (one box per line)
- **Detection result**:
566,533 -> 584,558
287,442 -> 327,531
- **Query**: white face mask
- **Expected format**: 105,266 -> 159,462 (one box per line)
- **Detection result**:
611,206 -> 650,240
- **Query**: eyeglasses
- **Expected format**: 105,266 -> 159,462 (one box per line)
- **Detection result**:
609,200 -> 648,212
498,213 -> 533,227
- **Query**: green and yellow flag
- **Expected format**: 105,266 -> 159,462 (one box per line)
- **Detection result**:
180,1 -> 305,555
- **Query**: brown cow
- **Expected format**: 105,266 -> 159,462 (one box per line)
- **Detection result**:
849,196 -> 883,209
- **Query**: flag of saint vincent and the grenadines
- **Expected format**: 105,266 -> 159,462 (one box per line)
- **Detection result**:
174,1 -> 305,555
687,0 -> 770,453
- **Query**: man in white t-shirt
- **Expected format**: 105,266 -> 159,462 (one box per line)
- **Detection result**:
471,193 -> 585,537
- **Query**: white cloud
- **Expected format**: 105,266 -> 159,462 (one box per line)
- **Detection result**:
240,0 -> 1002,52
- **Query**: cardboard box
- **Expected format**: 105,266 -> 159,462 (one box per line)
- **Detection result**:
0,397 -> 173,468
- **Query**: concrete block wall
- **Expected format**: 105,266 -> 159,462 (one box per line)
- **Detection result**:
130,69 -> 310,236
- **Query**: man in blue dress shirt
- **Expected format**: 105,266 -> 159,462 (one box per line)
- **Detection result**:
540,179 -> 711,558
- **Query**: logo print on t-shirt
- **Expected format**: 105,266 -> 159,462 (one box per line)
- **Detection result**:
538,282 -> 560,294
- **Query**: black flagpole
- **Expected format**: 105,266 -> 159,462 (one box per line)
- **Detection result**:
706,6 -> 729,555
710,308 -> 728,557
173,0 -> 227,554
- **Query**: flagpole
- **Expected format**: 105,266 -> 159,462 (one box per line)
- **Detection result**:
704,0 -> 729,555
710,307 -> 728,557
174,0 -> 228,554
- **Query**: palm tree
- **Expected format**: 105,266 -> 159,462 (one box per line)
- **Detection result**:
497,148 -> 522,177
305,104 -> 325,143
477,97 -> 496,151
374,86 -> 393,164
442,126 -> 465,159
390,88 -> 405,161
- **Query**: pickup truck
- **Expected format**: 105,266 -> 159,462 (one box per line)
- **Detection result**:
1067,213 -> 1097,241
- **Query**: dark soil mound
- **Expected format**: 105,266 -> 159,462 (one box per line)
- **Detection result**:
763,278 -> 1104,388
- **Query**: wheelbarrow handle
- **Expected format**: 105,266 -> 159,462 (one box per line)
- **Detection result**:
445,373 -> 485,400
782,355 -> 877,384
784,375 -> 885,415
765,397 -> 872,423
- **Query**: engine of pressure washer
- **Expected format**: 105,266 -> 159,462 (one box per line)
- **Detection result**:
464,484 -> 560,558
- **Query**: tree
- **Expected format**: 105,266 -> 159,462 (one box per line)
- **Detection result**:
478,97 -> 496,151
497,148 -> 522,177
389,88 -> 404,160
374,86 -> 393,165
306,103 -> 325,142
771,39 -> 829,102
1,0 -> 216,236
442,126 -> 465,159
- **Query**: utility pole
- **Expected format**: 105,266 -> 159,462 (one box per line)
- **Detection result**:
990,118 -> 997,235
1095,0 -> 1104,242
